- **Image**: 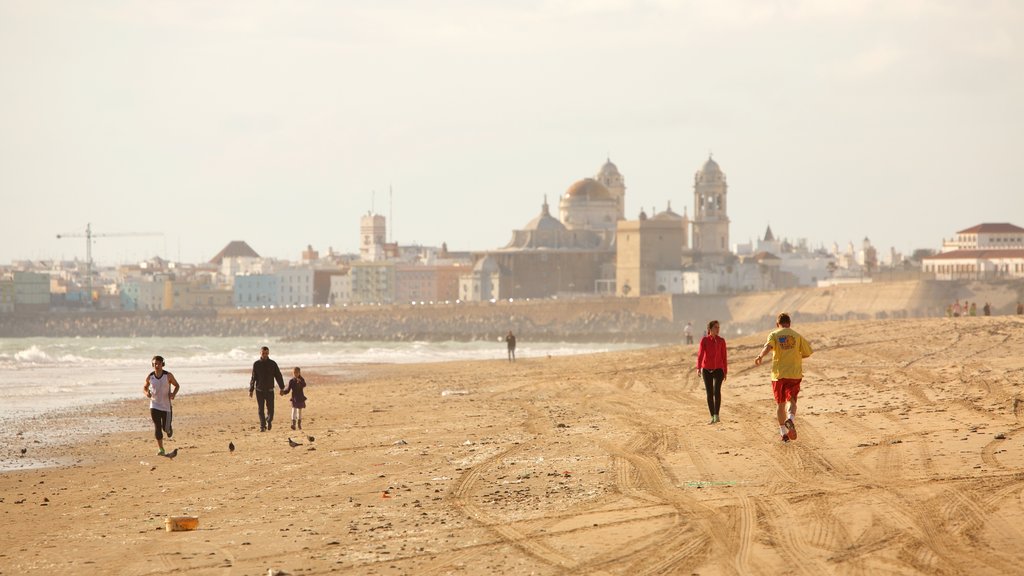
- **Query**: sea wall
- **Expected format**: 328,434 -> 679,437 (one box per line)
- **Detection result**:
0,295 -> 681,343
1,279 -> 1019,341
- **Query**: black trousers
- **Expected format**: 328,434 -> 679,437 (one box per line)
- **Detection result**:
701,368 -> 724,417
256,389 -> 275,427
150,408 -> 168,440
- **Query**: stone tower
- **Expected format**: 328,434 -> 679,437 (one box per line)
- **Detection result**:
691,155 -> 730,255
595,158 -> 626,220
359,212 -> 387,262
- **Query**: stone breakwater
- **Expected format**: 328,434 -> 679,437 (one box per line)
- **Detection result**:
0,298 -> 683,343
6,279 -> 1014,342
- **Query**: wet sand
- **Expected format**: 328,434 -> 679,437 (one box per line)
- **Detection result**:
2,316 -> 1023,575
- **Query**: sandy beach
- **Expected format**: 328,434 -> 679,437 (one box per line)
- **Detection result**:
2,315 -> 1023,575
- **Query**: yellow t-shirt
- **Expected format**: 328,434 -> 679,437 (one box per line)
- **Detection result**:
767,327 -> 813,380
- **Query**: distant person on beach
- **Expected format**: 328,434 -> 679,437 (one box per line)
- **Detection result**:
505,330 -> 517,362
983,302 -> 991,316
969,302 -> 977,316
953,300 -> 962,317
754,313 -> 813,443
696,320 -> 727,424
1018,302 -> 1023,315
144,355 -> 179,456
684,321 -> 694,345
249,346 -> 284,431
281,367 -> 307,430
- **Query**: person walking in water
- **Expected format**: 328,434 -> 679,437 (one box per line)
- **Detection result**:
249,346 -> 284,431
505,330 -> 517,363
696,320 -> 728,424
754,313 -> 813,443
144,355 -> 179,456
281,366 -> 307,430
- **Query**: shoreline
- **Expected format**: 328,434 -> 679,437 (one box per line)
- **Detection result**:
2,316 -> 1023,575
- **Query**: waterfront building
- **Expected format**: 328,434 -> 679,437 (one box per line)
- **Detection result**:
164,279 -> 232,310
923,223 -> 1024,280
350,261 -> 396,304
234,274 -> 279,308
211,240 -> 269,288
329,273 -> 353,306
13,271 -> 50,312
278,267 -> 314,307
0,277 -> 13,313
121,277 -> 169,311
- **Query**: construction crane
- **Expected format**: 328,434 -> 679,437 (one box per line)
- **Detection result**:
56,223 -> 164,306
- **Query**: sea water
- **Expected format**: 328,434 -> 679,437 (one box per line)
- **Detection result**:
0,336 -> 649,422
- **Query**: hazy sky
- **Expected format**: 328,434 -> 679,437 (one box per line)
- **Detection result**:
1,1 -> 1021,266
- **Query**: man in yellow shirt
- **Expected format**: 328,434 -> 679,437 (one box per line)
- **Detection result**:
754,313 -> 813,443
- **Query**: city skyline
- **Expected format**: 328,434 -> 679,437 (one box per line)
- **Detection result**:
1,1 -> 1022,266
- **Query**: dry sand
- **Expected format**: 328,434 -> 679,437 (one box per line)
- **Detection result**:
2,316 -> 1023,575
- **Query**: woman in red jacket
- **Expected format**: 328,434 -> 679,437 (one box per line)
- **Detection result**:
696,320 -> 728,424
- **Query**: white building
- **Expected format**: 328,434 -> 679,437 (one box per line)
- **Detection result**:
121,277 -> 168,311
940,222 -> 1024,252
923,223 -> 1024,280
278,267 -> 314,307
329,273 -> 353,306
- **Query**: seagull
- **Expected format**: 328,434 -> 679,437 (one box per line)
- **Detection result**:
165,448 -> 178,459
307,435 -> 315,443
288,437 -> 302,448
228,441 -> 235,453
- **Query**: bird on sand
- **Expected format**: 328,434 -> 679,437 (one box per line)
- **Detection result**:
228,441 -> 235,453
288,437 -> 302,448
20,448 -> 27,456
165,448 -> 178,459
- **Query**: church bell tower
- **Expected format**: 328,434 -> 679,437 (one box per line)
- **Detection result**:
691,155 -> 730,255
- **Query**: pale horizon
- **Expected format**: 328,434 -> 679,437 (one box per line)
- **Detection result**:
1,1 -> 1021,266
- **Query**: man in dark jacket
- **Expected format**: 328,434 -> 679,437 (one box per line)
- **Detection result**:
249,346 -> 285,431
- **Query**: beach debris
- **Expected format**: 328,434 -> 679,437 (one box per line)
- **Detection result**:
229,441 -> 235,453
164,516 -> 199,531
307,435 -> 315,443
165,448 -> 179,459
381,490 -> 392,498
268,568 -> 288,576
288,438 -> 302,448
995,433 -> 1007,440
21,447 -> 27,456
441,390 -> 469,396
393,439 -> 407,445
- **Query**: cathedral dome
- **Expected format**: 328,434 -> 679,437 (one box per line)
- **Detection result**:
701,156 -> 721,174
564,178 -> 613,201
524,199 -> 567,232
695,155 -> 726,184
598,159 -> 620,178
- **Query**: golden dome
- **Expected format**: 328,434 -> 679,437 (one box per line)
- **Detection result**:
564,178 -> 612,200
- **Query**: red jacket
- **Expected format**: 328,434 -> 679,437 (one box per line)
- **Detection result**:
696,335 -> 728,376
